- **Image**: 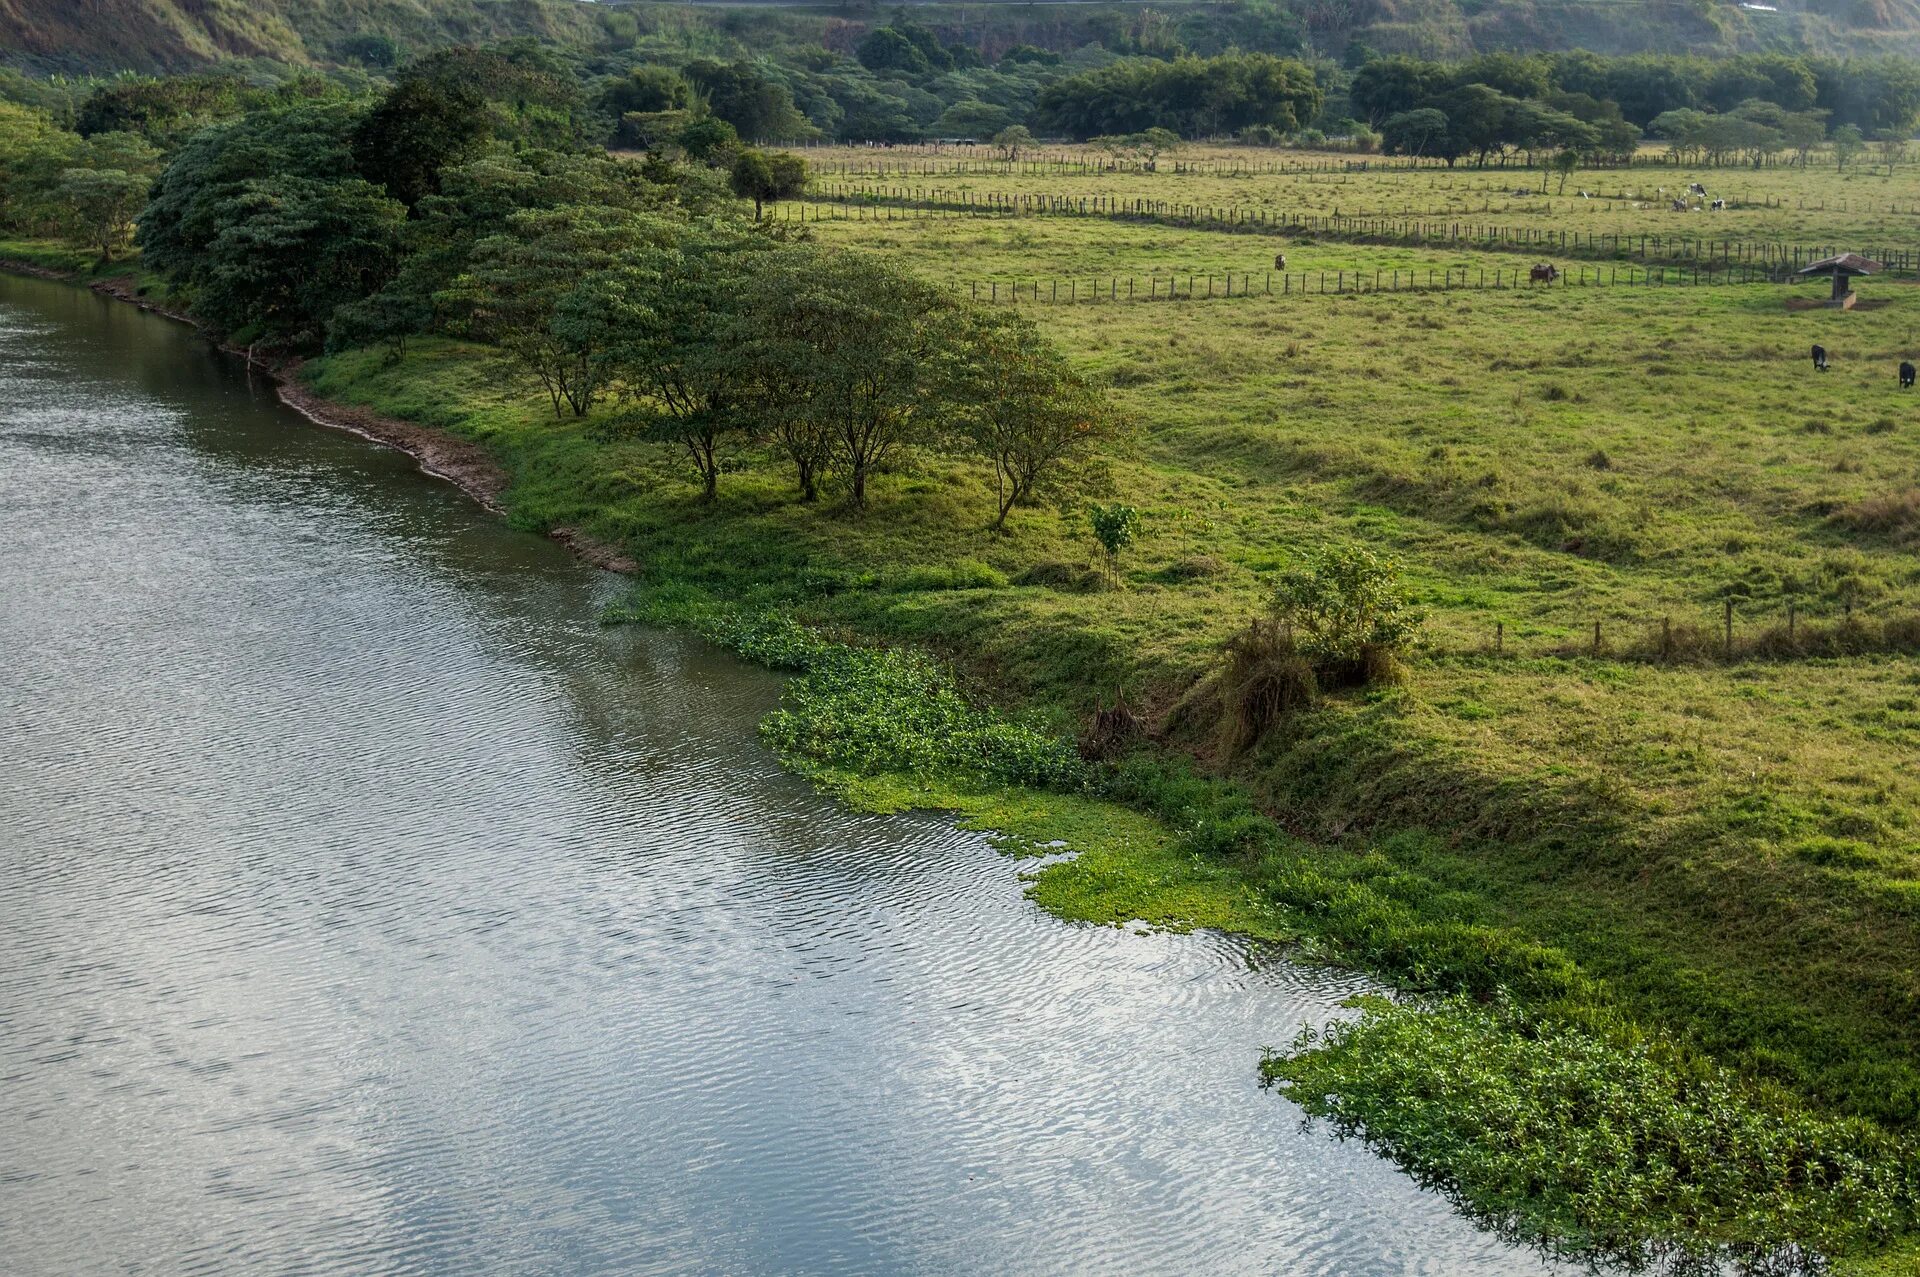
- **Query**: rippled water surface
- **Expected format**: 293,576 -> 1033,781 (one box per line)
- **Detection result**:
0,274 -> 1563,1275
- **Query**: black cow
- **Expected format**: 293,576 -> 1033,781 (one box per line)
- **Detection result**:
1813,344 -> 1829,372
1902,361 -> 1915,388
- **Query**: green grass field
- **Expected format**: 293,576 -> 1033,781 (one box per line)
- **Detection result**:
796,142 -> 1920,247
254,147 -> 1920,1267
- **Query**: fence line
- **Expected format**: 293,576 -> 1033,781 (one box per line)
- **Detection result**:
789,188 -> 1920,272
1472,598 -> 1920,665
947,262 -> 1792,304
791,147 -> 1884,186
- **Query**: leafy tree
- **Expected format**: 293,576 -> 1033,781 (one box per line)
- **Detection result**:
56,168 -> 148,260
327,289 -> 431,358
600,66 -> 690,118
139,100 -> 368,300
1036,53 -> 1321,140
1351,56 -> 1451,127
726,148 -> 805,218
452,205 -> 677,417
0,101 -> 72,232
1087,503 -> 1140,587
683,60 -> 811,141
196,176 -> 407,346
396,46 -> 588,152
1453,53 -> 1550,102
351,74 -> 490,208
1832,123 -> 1865,170
732,249 -> 956,508
953,312 -> 1123,530
728,149 -> 774,220
857,28 -> 932,77
1550,148 -> 1579,195
1434,83 -> 1513,167
933,99 -> 1015,138
612,234 -> 769,500
991,124 -> 1035,159
1380,107 -> 1448,158
676,116 -> 738,163
1781,110 -> 1829,166
75,75 -> 250,146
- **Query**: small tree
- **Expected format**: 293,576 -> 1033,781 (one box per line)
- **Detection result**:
991,124 -> 1034,160
452,205 -> 670,417
728,148 -> 807,219
728,149 -> 775,219
954,311 -> 1124,530
1550,147 -> 1579,195
1833,124 -> 1865,171
1271,545 -> 1423,686
1087,503 -> 1140,587
56,168 -> 148,261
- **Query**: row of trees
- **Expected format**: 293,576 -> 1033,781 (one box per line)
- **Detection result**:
1354,52 -> 1920,153
1033,52 -> 1323,141
446,209 -> 1120,518
1377,87 -> 1638,168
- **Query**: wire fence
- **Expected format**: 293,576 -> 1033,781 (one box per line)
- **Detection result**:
1475,599 -> 1920,666
786,190 -> 1919,273
787,144 -> 1888,183
953,262 -> 1791,304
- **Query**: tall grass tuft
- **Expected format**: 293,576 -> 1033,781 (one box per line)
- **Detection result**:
1220,618 -> 1317,752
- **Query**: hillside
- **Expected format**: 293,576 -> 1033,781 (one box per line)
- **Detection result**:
0,0 -> 614,72
15,0 -> 1920,75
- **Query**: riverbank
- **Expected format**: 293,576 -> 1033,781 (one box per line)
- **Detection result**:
7,250 -> 1916,1272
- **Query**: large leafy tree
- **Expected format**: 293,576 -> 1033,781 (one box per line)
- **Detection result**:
139,100 -> 366,285
196,176 -> 407,345
610,234 -> 770,499
351,73 -> 491,208
56,168 -> 149,261
733,249 -> 956,508
683,60 -> 811,142
450,205 -> 677,417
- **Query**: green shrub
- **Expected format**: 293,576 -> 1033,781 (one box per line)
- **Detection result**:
1271,544 -> 1423,686
1265,998 -> 1919,1269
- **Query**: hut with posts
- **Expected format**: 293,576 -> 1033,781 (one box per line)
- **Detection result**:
1798,253 -> 1883,309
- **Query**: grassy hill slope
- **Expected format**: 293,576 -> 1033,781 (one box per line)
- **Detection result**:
16,0 -> 1920,74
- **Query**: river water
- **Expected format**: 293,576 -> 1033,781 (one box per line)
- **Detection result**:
0,273 -> 1560,1275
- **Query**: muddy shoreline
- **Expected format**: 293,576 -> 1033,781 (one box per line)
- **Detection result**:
2,261 -> 638,575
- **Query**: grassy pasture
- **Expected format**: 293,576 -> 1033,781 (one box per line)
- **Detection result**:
798,142 -> 1920,250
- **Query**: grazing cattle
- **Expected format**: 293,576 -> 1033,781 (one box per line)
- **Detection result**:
1711,199 -> 1727,210
1530,263 -> 1559,284
1901,360 -> 1915,388
1689,182 -> 1707,196
1274,252 -> 1287,270
1813,344 -> 1829,372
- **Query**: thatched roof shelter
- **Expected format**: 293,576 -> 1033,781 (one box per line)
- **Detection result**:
1798,253 -> 1884,307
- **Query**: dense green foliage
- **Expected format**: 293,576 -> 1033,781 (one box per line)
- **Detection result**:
1266,998 -> 1917,1270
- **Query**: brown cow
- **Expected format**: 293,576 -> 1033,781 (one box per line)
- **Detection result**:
1530,263 -> 1559,284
